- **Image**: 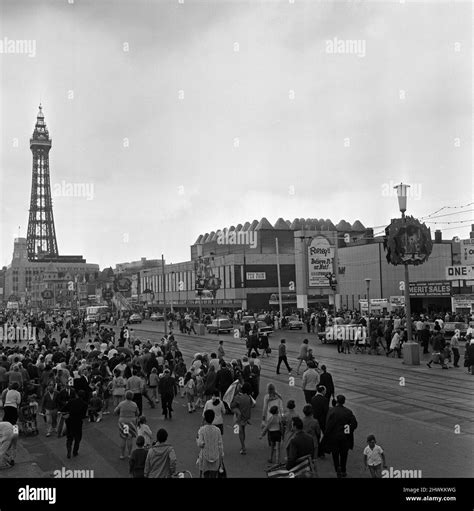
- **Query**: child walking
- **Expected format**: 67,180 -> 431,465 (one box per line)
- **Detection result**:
363,434 -> 387,478
148,368 -> 160,404
184,372 -> 196,413
136,416 -> 153,448
260,405 -> 282,464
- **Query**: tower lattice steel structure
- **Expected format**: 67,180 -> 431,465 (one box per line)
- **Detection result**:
26,105 -> 59,261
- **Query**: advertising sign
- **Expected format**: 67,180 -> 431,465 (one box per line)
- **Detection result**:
452,294 -> 474,309
460,240 -> 474,265
246,272 -> 266,280
445,266 -> 474,281
409,281 -> 452,296
359,299 -> 389,311
114,277 -> 131,293
41,290 -> 54,300
308,236 -> 334,287
390,296 -> 405,307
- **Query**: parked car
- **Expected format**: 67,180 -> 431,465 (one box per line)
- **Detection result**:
128,313 -> 142,324
443,322 -> 468,340
286,315 -> 304,330
241,315 -> 255,325
150,313 -> 164,321
207,318 -> 233,334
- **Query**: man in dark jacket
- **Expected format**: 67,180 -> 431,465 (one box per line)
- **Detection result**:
418,324 -> 431,354
323,395 -> 358,478
158,369 -> 177,419
319,366 -> 335,402
61,390 -> 88,458
74,369 -> 92,403
286,417 -> 315,470
311,385 -> 329,457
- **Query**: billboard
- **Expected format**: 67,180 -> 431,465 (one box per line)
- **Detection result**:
460,240 -> 474,265
308,236 -> 334,287
445,266 -> 474,281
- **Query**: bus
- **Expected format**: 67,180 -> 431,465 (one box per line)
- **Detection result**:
85,305 -> 110,323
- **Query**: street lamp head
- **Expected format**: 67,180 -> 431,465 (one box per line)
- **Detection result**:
394,182 -> 410,214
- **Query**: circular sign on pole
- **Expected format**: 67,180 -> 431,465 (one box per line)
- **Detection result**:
384,216 -> 432,266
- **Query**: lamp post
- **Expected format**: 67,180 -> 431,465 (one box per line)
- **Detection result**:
171,271 -> 175,314
364,278 -> 371,340
394,183 -> 413,343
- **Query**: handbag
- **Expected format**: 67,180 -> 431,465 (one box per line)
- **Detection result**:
218,460 -> 227,478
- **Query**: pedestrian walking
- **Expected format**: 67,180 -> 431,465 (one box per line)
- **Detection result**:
296,339 -> 310,375
427,332 -> 448,369
260,405 -> 283,465
319,365 -> 335,403
0,421 -> 17,469
276,339 -> 292,375
144,429 -> 177,478
61,389 -> 88,459
322,395 -> 358,478
363,434 -> 387,478
386,329 -> 402,358
184,372 -> 196,413
158,369 -> 177,419
197,409 -> 224,478
301,361 -> 319,403
450,331 -> 461,368
2,383 -> 21,425
114,391 -> 139,460
230,382 -> 255,455
129,435 -> 147,478
302,404 -> 321,461
137,416 -> 153,448
203,391 -> 226,435
286,417 -> 315,471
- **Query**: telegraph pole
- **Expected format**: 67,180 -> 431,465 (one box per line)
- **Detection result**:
162,254 -> 167,336
275,238 -> 283,321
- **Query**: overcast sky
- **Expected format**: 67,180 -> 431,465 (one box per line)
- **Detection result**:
1,0 -> 472,269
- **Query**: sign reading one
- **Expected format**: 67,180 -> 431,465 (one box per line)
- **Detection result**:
308,236 -> 334,287
445,266 -> 474,281
246,272 -> 266,281
409,281 -> 452,296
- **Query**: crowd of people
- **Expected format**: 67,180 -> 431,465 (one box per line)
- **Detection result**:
0,305 -> 472,478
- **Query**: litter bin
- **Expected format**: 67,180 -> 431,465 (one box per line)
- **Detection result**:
402,341 -> 420,365
197,324 -> 206,335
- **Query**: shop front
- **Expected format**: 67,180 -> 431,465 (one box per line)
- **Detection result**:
409,281 -> 452,314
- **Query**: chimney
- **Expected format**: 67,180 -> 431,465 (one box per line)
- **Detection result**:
435,230 -> 442,243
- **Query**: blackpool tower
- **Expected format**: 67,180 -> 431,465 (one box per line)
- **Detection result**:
26,104 -> 59,261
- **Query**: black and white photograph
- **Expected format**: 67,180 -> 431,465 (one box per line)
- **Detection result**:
0,0 -> 473,507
